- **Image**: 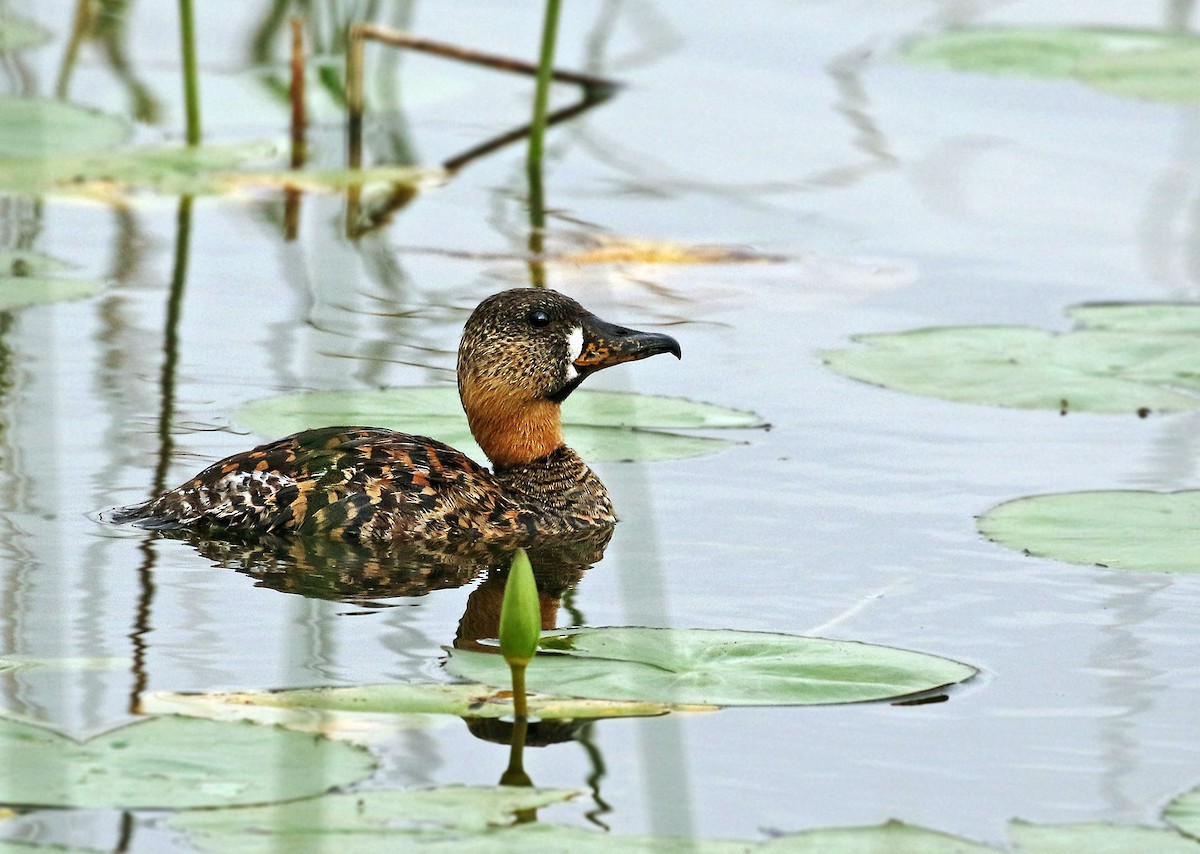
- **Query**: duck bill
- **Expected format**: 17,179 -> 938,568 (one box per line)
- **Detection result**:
573,315 -> 682,372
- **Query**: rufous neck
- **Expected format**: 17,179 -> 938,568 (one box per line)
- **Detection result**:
462,388 -> 564,468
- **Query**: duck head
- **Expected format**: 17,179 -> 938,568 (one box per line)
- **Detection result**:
458,288 -> 681,468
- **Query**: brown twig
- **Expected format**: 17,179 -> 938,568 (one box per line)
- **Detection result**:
353,23 -> 618,95
442,92 -> 612,173
289,18 -> 307,168
342,22 -> 620,238
285,17 -> 306,240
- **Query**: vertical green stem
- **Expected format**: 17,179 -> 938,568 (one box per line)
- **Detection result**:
178,0 -> 201,145
510,662 -> 528,719
527,0 -> 562,191
526,0 -> 561,287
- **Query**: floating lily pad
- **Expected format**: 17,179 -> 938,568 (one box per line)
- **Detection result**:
0,842 -> 99,854
821,304 -> 1200,413
445,627 -> 977,706
0,277 -> 103,311
0,655 -> 131,673
0,16 -> 51,53
0,250 -> 104,310
0,715 -> 374,808
0,97 -> 130,157
903,27 -> 1200,103
1163,782 -> 1200,838
140,683 -> 671,744
169,787 -> 581,854
0,141 -> 437,200
979,490 -> 1200,573
170,787 -> 763,854
762,820 -> 1000,852
0,250 -> 71,277
234,388 -> 762,463
1009,820 -> 1200,853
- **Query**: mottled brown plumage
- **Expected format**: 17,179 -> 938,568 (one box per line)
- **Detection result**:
105,288 -> 680,544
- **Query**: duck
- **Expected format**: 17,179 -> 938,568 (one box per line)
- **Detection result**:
105,288 -> 681,544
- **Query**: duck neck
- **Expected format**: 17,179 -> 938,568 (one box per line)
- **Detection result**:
463,390 -> 565,469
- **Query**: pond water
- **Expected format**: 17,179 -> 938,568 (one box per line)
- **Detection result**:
4,0 -> 1200,850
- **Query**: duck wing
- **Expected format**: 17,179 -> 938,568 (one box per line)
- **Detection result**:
104,427 -> 532,543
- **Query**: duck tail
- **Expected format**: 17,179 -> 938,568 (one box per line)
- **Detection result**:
98,499 -> 188,530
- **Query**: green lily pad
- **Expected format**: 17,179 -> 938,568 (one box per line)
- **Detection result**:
979,490 -> 1200,573
171,797 -> 1004,853
169,787 -> 581,854
821,304 -> 1200,413
1163,782 -> 1200,839
0,142 -> 268,197
445,627 -> 977,706
0,97 -> 130,157
0,250 -> 105,310
0,656 -> 131,673
170,787 -> 772,853
0,277 -> 103,311
1009,820 -> 1200,853
0,16 -> 51,53
0,715 -> 374,808
763,820 -> 1000,852
0,250 -> 71,277
0,842 -> 100,854
140,683 -> 672,743
0,141 -> 438,199
903,27 -> 1200,103
234,388 -> 762,463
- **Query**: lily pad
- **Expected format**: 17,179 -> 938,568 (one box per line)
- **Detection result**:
0,141 -> 438,200
1009,820 -> 1200,853
169,787 -> 581,854
0,97 -> 130,157
445,627 -> 977,706
979,490 -> 1200,573
0,842 -> 100,854
0,250 -> 105,310
903,27 -> 1200,103
0,277 -> 103,311
140,683 -> 672,744
0,251 -> 71,277
821,303 -> 1200,413
0,715 -> 374,808
0,16 -> 51,53
234,388 -> 762,463
763,820 -> 1000,852
1163,782 -> 1200,839
0,655 -> 131,673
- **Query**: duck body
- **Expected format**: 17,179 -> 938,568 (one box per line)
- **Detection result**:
106,289 -> 679,544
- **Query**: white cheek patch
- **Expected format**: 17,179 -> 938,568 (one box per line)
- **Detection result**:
564,326 -> 584,382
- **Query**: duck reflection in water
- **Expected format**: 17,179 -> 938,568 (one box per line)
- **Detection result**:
156,524 -> 611,753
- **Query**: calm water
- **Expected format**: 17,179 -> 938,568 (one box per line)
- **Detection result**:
4,1 -> 1200,849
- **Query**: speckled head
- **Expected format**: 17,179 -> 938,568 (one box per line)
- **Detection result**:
457,288 -> 681,468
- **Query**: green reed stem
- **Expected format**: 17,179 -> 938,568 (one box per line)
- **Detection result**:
526,0 -> 562,232
179,0 -> 201,145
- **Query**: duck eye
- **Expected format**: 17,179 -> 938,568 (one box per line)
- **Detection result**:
527,309 -> 551,329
